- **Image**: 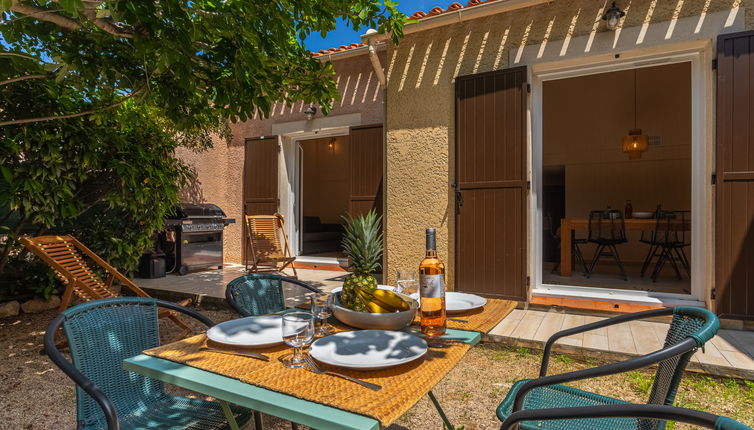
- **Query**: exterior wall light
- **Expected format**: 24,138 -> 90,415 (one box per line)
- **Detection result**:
304,105 -> 317,120
602,2 -> 625,31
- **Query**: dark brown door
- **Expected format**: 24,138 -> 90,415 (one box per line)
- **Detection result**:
243,136 -> 279,261
715,31 -> 754,320
455,67 -> 528,300
244,136 -> 279,215
349,125 -> 384,217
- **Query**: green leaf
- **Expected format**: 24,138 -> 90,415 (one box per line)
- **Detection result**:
0,166 -> 12,183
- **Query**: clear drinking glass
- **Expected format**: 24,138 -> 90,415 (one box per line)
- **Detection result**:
396,270 -> 418,295
280,311 -> 315,368
311,292 -> 332,336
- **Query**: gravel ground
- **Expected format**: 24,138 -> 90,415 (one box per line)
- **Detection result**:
2,307 -> 753,430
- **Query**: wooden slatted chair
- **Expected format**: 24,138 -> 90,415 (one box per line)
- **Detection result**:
21,235 -> 192,338
245,213 -> 298,278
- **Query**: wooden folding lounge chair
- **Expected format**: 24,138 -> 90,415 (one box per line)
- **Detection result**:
245,213 -> 298,278
21,235 -> 192,338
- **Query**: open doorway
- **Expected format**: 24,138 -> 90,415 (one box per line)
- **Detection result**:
298,135 -> 349,260
540,62 -> 692,295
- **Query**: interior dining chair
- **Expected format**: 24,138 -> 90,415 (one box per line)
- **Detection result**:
544,212 -> 589,277
500,404 -> 752,430
45,297 -> 253,430
225,273 -> 321,317
644,210 -> 691,283
496,306 -> 720,430
586,209 -> 628,281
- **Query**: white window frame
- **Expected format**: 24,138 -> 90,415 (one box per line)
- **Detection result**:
528,40 -> 713,307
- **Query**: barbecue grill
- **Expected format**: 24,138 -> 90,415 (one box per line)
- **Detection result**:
165,203 -> 235,275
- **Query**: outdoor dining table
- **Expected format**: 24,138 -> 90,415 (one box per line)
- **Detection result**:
123,299 -> 516,430
559,218 -> 691,277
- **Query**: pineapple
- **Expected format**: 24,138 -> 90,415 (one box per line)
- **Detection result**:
340,209 -> 383,312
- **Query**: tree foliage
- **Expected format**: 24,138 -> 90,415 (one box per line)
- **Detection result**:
0,90 -> 206,297
1,0 -> 407,127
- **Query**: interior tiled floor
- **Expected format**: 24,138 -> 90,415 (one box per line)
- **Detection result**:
489,307 -> 754,379
542,262 -> 691,295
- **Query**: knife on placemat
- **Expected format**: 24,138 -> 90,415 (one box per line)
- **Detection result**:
199,346 -> 270,361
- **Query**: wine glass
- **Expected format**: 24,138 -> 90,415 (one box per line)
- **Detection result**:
396,270 -> 418,295
311,292 -> 332,336
280,311 -> 315,368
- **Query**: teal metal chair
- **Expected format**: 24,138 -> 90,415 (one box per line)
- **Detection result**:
225,273 -> 321,317
497,306 -> 720,430
45,297 -> 253,430
500,404 -> 752,430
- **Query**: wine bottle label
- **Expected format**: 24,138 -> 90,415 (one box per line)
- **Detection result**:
420,274 -> 445,298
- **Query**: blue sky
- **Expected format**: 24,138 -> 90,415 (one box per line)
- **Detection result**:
304,0 -> 461,52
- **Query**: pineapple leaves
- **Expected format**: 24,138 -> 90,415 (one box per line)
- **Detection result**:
341,209 -> 383,275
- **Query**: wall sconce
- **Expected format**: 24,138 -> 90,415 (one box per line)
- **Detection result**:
304,105 -> 317,120
602,2 -> 625,31
328,138 -> 336,151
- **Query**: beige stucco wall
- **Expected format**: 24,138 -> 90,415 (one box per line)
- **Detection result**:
178,51 -> 386,263
384,0 -> 752,288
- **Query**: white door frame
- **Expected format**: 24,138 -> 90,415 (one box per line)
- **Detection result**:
282,127 -> 351,257
528,40 -> 712,307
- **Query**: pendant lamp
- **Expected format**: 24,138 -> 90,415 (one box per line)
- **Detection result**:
622,69 -> 648,160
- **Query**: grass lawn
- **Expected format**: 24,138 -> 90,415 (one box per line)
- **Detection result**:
2,308 -> 753,429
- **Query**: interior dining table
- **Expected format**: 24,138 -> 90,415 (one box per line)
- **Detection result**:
559,217 -> 691,277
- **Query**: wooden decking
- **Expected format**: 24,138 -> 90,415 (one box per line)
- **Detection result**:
488,308 -> 754,380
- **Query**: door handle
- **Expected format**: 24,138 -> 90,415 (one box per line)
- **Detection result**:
453,185 -> 463,213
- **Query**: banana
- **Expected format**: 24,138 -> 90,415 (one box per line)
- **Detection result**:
356,288 -> 391,313
372,289 -> 411,311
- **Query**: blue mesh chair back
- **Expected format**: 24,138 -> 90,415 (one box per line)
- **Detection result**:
646,307 -> 719,408
63,298 -> 163,427
226,273 -> 321,317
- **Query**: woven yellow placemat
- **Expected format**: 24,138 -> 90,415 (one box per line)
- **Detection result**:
413,298 -> 517,333
144,334 -> 471,426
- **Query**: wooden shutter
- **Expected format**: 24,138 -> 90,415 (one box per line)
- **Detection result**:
455,67 -> 528,300
349,124 -> 384,217
715,31 -> 754,319
244,136 -> 279,216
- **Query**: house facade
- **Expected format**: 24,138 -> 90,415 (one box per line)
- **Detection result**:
184,0 -> 754,321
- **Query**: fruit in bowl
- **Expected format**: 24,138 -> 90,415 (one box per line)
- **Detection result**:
335,209 -> 416,329
331,289 -> 418,330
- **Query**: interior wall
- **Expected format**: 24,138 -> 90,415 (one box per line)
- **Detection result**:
301,135 -> 350,225
543,62 -> 691,262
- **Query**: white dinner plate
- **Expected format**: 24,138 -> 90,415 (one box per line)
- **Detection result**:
410,291 -> 487,314
632,211 -> 655,219
309,330 -> 427,370
206,315 -> 283,348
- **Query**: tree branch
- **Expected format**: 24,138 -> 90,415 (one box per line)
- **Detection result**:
9,1 -> 81,31
0,88 -> 145,127
80,7 -> 135,39
0,74 -> 47,86
10,0 -> 136,38
0,52 -> 47,63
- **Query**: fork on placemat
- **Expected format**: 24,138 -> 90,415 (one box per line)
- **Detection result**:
303,355 -> 382,391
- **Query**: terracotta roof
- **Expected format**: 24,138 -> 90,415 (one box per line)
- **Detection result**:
409,0 -> 491,20
311,0 -> 498,57
311,42 -> 367,57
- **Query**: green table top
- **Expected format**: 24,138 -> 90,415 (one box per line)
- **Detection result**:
123,328 -> 481,430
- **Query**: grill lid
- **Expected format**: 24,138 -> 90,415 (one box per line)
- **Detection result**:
169,203 -> 226,219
